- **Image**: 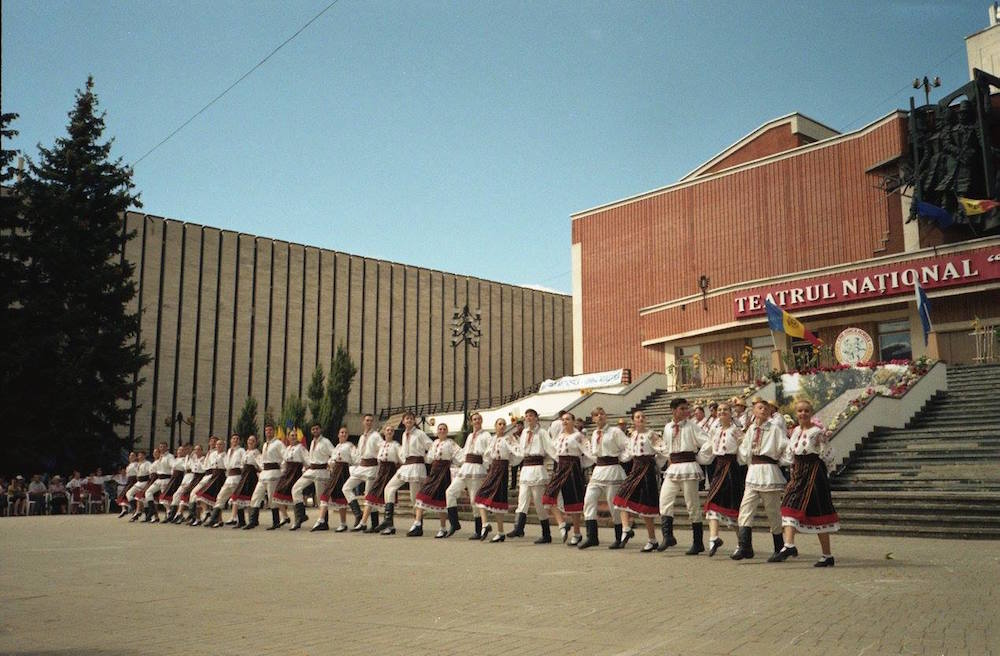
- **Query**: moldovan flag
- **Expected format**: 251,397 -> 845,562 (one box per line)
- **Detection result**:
276,424 -> 286,442
765,299 -> 823,347
915,282 -> 932,346
295,427 -> 306,444
958,197 -> 1000,215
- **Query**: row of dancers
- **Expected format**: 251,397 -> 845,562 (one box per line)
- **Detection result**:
117,398 -> 839,565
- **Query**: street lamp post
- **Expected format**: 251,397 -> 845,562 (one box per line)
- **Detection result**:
163,412 -> 196,450
913,75 -> 941,106
450,304 -> 482,435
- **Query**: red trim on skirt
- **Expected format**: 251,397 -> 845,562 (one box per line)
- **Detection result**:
474,496 -> 509,511
613,497 -> 659,515
415,492 -> 447,509
541,495 -> 583,513
705,502 -> 739,520
780,506 -> 839,526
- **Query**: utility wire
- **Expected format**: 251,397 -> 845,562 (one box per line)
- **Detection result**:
132,0 -> 341,166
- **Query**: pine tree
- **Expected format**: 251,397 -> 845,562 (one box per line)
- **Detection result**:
306,365 -> 325,425
279,394 -> 307,435
320,343 -> 357,438
235,397 -> 260,440
2,78 -> 148,475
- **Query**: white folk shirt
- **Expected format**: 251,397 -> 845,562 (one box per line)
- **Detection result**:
179,456 -> 196,486
259,440 -> 285,482
203,450 -> 222,471
134,461 -> 152,486
783,425 -> 835,470
553,430 -> 595,466
171,456 -> 186,474
486,433 -> 522,465
224,447 -> 246,484
396,429 -> 433,482
662,419 -> 710,480
189,455 -> 205,475
589,425 -> 627,484
242,448 -> 261,470
622,430 -> 668,469
158,453 -> 176,476
738,420 -> 789,491
125,462 -> 138,477
349,430 -> 385,479
517,425 -> 556,486
302,436 -> 335,481
455,429 -> 492,479
376,440 -> 402,464
329,442 -> 356,465
283,443 -> 307,465
428,438 -> 462,465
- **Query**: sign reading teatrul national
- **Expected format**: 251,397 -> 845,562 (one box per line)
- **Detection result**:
734,246 -> 999,318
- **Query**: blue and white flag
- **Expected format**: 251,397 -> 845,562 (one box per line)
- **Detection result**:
914,282 -> 932,345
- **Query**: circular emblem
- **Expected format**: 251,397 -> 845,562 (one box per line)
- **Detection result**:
834,327 -> 875,365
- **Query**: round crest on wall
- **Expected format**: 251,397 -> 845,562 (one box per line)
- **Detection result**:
834,327 -> 875,365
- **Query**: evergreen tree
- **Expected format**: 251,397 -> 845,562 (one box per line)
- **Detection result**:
279,394 -> 307,435
262,405 -> 277,431
320,343 -> 357,438
306,364 -> 325,425
235,397 -> 260,440
1,78 -> 148,475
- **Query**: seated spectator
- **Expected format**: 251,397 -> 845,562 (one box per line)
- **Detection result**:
8,475 -> 28,516
48,475 -> 68,515
66,471 -> 85,514
0,477 -> 7,516
111,467 -> 128,499
28,475 -> 47,515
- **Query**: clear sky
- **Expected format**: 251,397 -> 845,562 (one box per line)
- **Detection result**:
1,1 -> 992,293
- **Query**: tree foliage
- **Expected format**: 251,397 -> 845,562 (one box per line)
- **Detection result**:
235,397 -> 259,441
306,364 -> 325,425
320,343 -> 357,438
279,394 -> 307,434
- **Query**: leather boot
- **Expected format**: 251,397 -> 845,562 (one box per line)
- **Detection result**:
142,505 -> 153,523
348,499 -> 363,527
770,532 -> 784,559
208,508 -> 223,528
243,507 -> 259,530
266,509 -> 281,530
365,511 -> 380,533
686,522 -> 705,555
730,527 -> 755,560
534,519 -> 552,544
165,506 -> 177,523
446,507 -> 461,536
608,524 -> 624,550
374,503 -> 394,532
233,508 -> 245,529
578,519 -> 600,549
289,502 -> 306,530
468,516 -> 483,540
656,516 -> 676,551
506,512 -> 526,538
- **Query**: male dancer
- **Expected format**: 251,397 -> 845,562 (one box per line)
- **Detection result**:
578,407 -> 627,549
342,413 -> 384,531
375,411 -> 432,535
445,412 -> 492,539
290,424 -> 334,530
659,399 -> 710,554
245,424 -> 284,530
508,409 -> 556,544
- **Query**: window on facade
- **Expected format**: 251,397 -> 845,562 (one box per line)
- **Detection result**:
878,320 -> 912,361
676,345 -> 702,387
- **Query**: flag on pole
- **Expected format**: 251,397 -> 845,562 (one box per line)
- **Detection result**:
276,424 -> 286,442
915,201 -> 954,228
957,197 -> 1000,216
914,282 -> 932,346
765,299 -> 823,347
295,427 -> 306,444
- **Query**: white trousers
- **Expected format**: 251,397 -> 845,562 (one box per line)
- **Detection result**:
341,475 -> 371,504
737,488 -> 782,533
445,477 -> 482,509
583,481 -> 621,522
515,484 -> 548,520
172,484 -> 192,507
213,479 -> 239,510
144,479 -> 166,503
659,478 -> 703,522
292,476 -> 325,505
126,483 -> 148,503
250,479 -> 279,509
383,476 -> 421,507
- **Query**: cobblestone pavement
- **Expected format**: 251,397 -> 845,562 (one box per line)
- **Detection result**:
0,515 -> 997,656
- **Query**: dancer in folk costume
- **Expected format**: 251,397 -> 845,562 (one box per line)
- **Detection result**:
289,424 -> 334,531
194,439 -> 226,526
612,411 -> 668,552
244,425 -> 284,530
187,437 -> 218,524
771,399 -> 839,566
174,444 -> 205,524
312,427 -> 357,533
229,435 -> 260,529
446,412 -> 493,540
143,443 -> 173,523
658,398 -> 712,554
474,418 -> 522,543
128,448 -> 155,522
376,411 -> 433,535
364,424 -> 402,534
701,404 -> 744,556
732,397 -> 789,561
578,407 -> 627,550
343,413 -> 384,531
543,412 -> 595,546
410,423 -> 463,538
508,409 -> 557,543
159,444 -> 188,523
116,452 -> 138,518
272,431 -> 307,529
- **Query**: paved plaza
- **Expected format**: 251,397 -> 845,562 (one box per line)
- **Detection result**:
0,515 -> 997,656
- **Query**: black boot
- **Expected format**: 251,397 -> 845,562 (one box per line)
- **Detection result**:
770,532 -> 784,559
244,508 -> 259,530
506,512 -> 526,538
165,506 -> 177,523
365,511 -> 380,533
446,507 -> 461,536
374,503 -> 394,533
141,505 -> 153,523
534,519 -> 552,544
686,522 -> 705,555
233,508 -> 245,529
266,509 -> 281,530
768,534 -> 798,562
289,503 -> 306,530
348,499 -> 363,528
468,516 -> 483,540
608,524 -> 624,550
578,519 -> 600,549
708,535 -> 724,557
731,527 -> 755,560
656,516 -> 676,551
207,508 -> 223,528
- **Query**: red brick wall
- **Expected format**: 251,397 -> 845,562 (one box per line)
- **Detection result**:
700,124 -> 808,175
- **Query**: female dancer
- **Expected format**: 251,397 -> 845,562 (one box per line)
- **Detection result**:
159,444 -> 188,523
230,435 -> 260,528
187,437 -> 217,524
701,404 -> 744,556
543,412 -> 595,546
474,418 -> 522,542
411,423 -> 463,538
313,427 -> 357,532
771,399 -> 839,566
376,411 -> 432,536
271,432 -> 306,529
364,424 -> 401,534
612,411 -> 667,552
175,444 -> 205,524
195,439 -> 228,527
116,452 -> 138,518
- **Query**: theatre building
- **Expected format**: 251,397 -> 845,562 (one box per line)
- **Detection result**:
571,101 -> 999,382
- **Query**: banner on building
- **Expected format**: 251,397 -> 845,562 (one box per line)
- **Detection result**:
538,369 -> 626,393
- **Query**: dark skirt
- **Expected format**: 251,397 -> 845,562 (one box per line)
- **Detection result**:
180,472 -> 204,503
364,461 -> 399,509
703,454 -> 742,522
195,471 -> 226,504
231,467 -> 260,507
117,476 -> 137,505
158,471 -> 185,503
542,456 -> 586,512
475,459 -> 510,512
319,462 -> 351,507
272,462 -> 303,505
781,454 -> 840,533
414,460 -> 452,510
613,455 -> 660,517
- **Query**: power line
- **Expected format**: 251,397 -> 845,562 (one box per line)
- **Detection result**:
132,0 -> 342,167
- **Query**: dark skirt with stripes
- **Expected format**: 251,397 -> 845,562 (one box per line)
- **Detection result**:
180,472 -> 204,503
703,454 -> 742,523
414,460 -> 452,510
117,476 -> 137,506
781,454 -> 840,533
319,462 -> 352,509
231,467 -> 260,508
364,461 -> 399,510
474,459 -> 510,512
542,456 -> 586,512
195,471 -> 226,504
158,471 -> 185,504
272,462 -> 303,505
613,455 -> 660,517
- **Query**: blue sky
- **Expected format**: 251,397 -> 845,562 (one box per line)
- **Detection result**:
1,1 -> 991,293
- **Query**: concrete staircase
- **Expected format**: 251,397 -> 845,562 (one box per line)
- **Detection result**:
829,363 -> 1000,539
591,384 -> 747,429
